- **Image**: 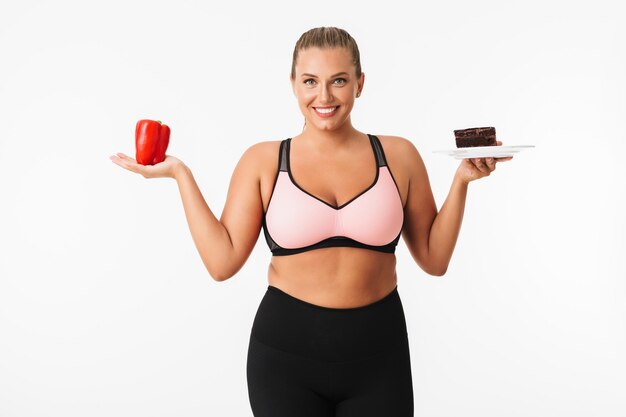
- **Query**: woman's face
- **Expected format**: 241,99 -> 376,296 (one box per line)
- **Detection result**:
291,47 -> 364,132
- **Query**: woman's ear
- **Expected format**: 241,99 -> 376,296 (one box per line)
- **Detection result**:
357,72 -> 365,96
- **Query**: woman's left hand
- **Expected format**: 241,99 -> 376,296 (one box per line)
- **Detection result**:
454,140 -> 513,185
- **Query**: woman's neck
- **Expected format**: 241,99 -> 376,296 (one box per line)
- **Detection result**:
297,122 -> 363,151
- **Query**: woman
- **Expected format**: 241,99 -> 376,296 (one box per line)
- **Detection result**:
110,26 -> 512,417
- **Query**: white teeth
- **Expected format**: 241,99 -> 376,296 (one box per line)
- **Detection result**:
315,107 -> 337,114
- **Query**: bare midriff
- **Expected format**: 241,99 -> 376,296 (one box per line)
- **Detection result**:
267,247 -> 398,308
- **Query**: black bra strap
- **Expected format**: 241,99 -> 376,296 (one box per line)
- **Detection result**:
278,139 -> 288,172
368,134 -> 387,167
279,135 -> 386,171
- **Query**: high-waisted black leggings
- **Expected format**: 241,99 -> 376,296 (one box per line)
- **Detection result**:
246,284 -> 414,416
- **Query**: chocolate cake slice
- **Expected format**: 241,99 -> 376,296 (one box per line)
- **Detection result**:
454,126 -> 497,148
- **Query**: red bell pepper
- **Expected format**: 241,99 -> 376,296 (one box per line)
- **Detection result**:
135,119 -> 170,165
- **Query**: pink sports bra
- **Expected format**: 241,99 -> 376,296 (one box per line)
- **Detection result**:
262,134 -> 404,256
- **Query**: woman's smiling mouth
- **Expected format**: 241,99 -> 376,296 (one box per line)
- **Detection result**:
313,106 -> 339,117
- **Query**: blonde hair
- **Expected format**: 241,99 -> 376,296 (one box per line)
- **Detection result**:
290,26 -> 362,80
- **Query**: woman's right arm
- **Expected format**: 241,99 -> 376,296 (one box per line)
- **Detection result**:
111,143 -> 265,282
173,144 -> 264,281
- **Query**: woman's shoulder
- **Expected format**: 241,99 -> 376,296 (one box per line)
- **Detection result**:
373,134 -> 422,167
246,139 -> 283,163
241,140 -> 285,181
374,134 -> 418,152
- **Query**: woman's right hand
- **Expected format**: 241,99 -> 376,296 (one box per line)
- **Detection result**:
109,153 -> 185,179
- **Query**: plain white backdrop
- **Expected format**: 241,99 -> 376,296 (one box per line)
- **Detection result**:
1,0 -> 624,416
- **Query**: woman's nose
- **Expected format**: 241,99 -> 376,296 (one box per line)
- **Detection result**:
319,84 -> 333,103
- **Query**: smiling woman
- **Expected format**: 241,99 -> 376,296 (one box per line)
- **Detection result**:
291,46 -> 363,134
290,28 -> 363,133
247,27 -> 416,417
110,25 -> 513,417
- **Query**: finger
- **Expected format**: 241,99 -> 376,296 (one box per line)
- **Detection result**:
110,155 -> 132,170
496,140 -> 502,146
495,156 -> 513,162
485,157 -> 496,170
111,154 -> 144,175
472,158 -> 490,174
116,152 -> 136,162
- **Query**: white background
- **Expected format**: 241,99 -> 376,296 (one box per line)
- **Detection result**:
1,0 -> 625,416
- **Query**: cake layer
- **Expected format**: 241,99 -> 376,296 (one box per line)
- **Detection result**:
454,126 -> 497,148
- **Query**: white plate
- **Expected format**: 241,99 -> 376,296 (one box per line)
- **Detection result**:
433,145 -> 535,159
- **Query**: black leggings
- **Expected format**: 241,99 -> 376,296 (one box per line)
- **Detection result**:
246,284 -> 414,416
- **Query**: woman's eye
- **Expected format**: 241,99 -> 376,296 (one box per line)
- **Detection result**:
303,78 -> 346,86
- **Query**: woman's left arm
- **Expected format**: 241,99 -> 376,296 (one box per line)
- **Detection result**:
399,138 -> 512,276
